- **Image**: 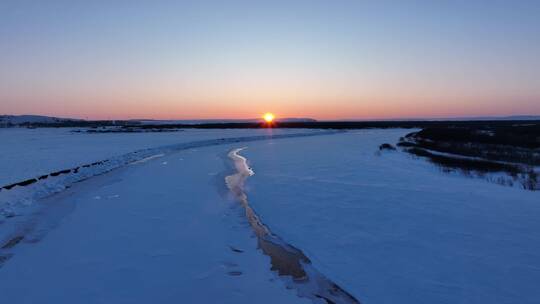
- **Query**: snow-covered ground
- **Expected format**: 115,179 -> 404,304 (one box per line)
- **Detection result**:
0,143 -> 310,304
241,130 -> 540,304
1,128 -> 539,304
0,128 -> 309,186
0,128 -> 324,219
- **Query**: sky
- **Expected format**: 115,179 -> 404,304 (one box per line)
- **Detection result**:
1,0 -> 539,120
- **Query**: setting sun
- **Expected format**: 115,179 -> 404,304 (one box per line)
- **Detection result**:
263,113 -> 275,123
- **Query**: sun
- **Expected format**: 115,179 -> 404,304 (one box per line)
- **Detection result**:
263,112 -> 275,123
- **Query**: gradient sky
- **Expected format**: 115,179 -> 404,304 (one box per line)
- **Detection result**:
1,1 -> 539,120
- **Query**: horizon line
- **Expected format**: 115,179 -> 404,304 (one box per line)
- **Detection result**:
2,113 -> 540,122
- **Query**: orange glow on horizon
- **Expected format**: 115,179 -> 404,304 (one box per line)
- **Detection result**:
263,112 -> 275,123
4,93 -> 539,121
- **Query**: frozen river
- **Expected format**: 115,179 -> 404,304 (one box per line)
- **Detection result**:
1,128 -> 539,304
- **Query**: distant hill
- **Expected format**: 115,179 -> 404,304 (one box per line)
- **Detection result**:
466,115 -> 540,121
336,115 -> 540,122
0,115 -> 81,126
276,118 -> 318,123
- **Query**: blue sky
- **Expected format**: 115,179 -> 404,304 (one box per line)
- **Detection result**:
1,1 -> 539,119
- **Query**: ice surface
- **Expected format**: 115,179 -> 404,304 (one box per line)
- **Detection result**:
0,143 -> 310,304
241,130 -> 540,304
